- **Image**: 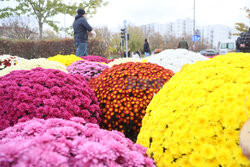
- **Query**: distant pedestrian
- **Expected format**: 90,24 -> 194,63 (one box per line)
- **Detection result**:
136,50 -> 141,57
240,28 -> 250,53
123,48 -> 131,58
73,8 -> 93,57
143,39 -> 151,57
178,37 -> 189,50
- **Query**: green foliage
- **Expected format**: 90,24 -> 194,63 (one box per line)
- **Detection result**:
110,33 -> 121,56
127,26 -> 144,52
235,23 -> 249,33
234,7 -> 249,35
0,0 -> 108,39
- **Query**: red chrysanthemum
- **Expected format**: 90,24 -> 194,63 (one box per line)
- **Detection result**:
90,62 -> 174,141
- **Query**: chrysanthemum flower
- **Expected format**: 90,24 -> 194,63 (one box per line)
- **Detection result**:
48,54 -> 83,66
0,117 -> 155,167
137,53 -> 250,166
80,55 -> 108,64
0,54 -> 17,70
0,58 -> 68,76
145,49 -> 208,73
107,58 -> 141,67
67,60 -> 109,81
0,67 -> 101,130
90,62 -> 174,141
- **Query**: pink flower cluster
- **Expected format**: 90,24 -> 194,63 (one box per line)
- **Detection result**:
0,67 -> 101,130
0,117 -> 155,167
80,55 -> 108,64
67,60 -> 110,81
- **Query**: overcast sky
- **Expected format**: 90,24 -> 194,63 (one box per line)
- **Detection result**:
84,0 -> 250,31
1,0 -> 250,32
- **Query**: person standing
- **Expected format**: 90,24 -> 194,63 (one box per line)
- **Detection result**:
236,33 -> 243,52
178,37 -> 189,50
144,39 -> 151,57
73,9 -> 93,57
240,28 -> 250,53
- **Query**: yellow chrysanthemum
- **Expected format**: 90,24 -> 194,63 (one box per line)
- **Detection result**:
189,152 -> 205,166
48,54 -> 83,66
200,144 -> 216,159
141,57 -> 149,63
137,53 -> 250,166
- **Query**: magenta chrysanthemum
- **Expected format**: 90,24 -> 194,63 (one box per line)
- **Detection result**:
81,55 -> 108,64
0,117 -> 155,167
67,60 -> 110,81
0,67 -> 101,130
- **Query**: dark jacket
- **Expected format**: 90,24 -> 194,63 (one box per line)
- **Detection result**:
241,30 -> 250,49
236,36 -> 241,50
73,15 -> 93,43
144,42 -> 151,53
178,40 -> 189,49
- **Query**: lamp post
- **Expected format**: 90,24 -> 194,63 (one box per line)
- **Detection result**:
193,0 -> 196,51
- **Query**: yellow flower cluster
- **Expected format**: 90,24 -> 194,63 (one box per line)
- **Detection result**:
48,54 -> 83,66
141,57 -> 149,63
137,52 -> 250,167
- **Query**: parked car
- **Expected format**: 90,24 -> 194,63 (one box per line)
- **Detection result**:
200,49 -> 218,58
218,40 -> 236,55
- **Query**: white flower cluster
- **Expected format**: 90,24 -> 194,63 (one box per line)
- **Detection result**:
146,49 -> 208,73
0,58 -> 68,76
0,54 -> 17,70
107,58 -> 141,67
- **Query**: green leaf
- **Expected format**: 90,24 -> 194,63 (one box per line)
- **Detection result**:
0,0 -> 107,39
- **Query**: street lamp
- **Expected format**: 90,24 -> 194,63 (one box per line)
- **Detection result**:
193,0 -> 196,51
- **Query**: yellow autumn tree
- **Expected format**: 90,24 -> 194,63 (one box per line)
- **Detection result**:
234,7 -> 249,35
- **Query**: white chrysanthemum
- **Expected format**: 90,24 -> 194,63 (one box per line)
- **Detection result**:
107,58 -> 141,67
146,49 -> 208,73
0,58 -> 68,76
16,56 -> 26,62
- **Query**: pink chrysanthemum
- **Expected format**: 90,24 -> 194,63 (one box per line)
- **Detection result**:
67,60 -> 110,81
0,117 -> 155,167
0,67 -> 101,130
81,55 -> 108,64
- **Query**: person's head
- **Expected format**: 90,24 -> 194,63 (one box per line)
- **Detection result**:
182,37 -> 185,40
241,33 -> 244,37
145,39 -> 148,43
77,8 -> 86,17
249,27 -> 250,31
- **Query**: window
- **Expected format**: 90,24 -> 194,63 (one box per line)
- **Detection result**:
221,43 -> 227,49
228,43 -> 234,50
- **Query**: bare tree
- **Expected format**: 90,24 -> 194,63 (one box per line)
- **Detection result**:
0,16 -> 38,40
95,26 -> 112,46
43,29 -> 58,40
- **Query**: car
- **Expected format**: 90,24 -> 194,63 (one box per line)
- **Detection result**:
200,49 -> 218,58
218,40 -> 236,55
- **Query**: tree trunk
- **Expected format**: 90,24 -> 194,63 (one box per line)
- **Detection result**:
39,19 -> 43,40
